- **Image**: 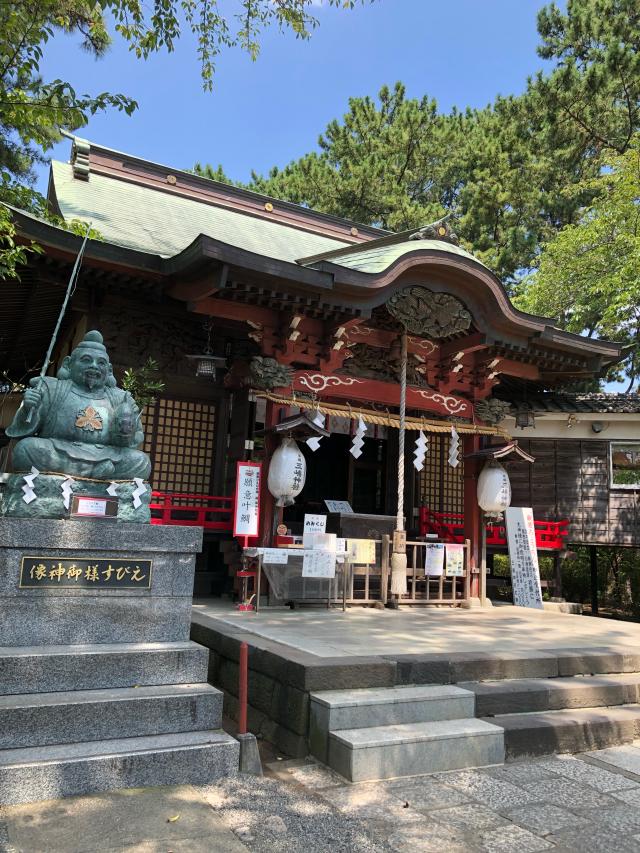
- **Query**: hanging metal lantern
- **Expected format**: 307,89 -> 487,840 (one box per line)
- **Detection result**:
267,437 -> 307,507
477,460 -> 511,514
186,318 -> 227,378
515,404 -> 535,430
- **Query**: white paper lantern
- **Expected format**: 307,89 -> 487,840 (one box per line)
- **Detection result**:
477,460 -> 511,514
267,437 -> 307,507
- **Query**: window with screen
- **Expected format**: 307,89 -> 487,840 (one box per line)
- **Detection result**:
418,433 -> 464,514
610,442 -> 640,489
141,397 -> 217,493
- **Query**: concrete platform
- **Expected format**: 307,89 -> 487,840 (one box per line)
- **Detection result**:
192,599 -> 640,658
192,600 -> 640,759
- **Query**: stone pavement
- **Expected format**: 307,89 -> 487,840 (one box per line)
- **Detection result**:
193,599 -> 640,657
4,745 -> 640,851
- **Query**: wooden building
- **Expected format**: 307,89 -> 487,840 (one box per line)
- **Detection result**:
1,136 -> 634,600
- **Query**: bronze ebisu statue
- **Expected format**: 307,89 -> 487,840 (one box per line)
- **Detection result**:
2,331 -> 152,521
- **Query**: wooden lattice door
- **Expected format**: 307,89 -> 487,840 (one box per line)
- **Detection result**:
418,433 -> 464,514
141,397 -> 217,493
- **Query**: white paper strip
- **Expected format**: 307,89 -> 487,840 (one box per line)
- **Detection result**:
132,477 -> 147,509
21,467 -> 40,504
60,477 -> 76,510
350,417 -> 367,459
106,482 -> 119,497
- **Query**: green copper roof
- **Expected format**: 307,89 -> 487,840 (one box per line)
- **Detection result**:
50,161 -> 349,262
317,239 -> 487,274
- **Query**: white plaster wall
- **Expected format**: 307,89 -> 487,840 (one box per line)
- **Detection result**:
502,414 -> 640,441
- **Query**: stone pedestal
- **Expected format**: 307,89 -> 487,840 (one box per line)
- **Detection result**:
1,475 -> 151,523
0,519 -> 238,804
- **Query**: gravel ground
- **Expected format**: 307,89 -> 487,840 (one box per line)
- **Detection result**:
199,774 -> 392,852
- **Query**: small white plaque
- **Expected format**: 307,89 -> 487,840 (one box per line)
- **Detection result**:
445,543 -> 465,576
324,500 -> 354,513
302,550 -> 335,578
76,497 -> 107,517
261,549 -> 289,565
303,514 -> 327,547
425,542 -> 445,576
347,538 -> 376,564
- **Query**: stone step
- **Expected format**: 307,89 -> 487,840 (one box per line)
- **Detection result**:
466,673 -> 640,717
0,683 -> 223,749
310,684 -> 475,764
0,641 -> 209,695
328,718 -> 504,782
386,647 -> 640,686
488,703 -> 640,760
0,729 -> 239,805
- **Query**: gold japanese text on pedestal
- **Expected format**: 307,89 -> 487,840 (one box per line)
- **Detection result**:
19,557 -> 153,589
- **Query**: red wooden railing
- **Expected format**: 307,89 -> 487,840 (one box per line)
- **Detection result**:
150,491 -> 234,530
419,507 -> 568,551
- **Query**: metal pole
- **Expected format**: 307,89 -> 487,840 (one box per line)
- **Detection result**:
24,222 -> 92,422
480,512 -> 487,607
238,641 -> 249,735
590,546 -> 599,616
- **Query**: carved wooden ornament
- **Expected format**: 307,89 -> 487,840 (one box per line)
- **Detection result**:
386,286 -> 472,338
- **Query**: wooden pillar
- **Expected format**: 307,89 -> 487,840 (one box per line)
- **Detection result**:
590,545 -> 599,616
553,554 -> 563,600
259,400 -> 280,546
463,434 -> 482,599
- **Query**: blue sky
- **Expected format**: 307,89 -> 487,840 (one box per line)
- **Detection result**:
36,0 -> 551,192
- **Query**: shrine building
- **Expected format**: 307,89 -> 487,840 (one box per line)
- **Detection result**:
1,135 -> 638,605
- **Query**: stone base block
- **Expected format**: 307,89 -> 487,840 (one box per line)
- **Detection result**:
2,474 -> 151,523
0,641 -> 209,696
310,685 -> 475,764
0,683 -> 223,749
0,518 -> 202,646
495,704 -> 640,760
328,718 -> 504,782
0,730 -> 239,805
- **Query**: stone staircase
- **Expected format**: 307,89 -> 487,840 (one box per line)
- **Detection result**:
309,685 -> 504,782
310,649 -> 640,782
0,641 -> 239,805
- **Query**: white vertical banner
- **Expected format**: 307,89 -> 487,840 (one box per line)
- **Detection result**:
505,507 -> 543,609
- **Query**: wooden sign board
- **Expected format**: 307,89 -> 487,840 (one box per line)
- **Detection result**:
233,461 -> 262,540
505,507 -> 544,609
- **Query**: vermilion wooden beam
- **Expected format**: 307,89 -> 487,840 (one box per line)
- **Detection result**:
491,359 -> 540,381
281,371 -> 474,419
438,332 -> 487,360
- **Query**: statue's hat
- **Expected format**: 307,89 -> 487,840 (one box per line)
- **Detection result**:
74,330 -> 108,356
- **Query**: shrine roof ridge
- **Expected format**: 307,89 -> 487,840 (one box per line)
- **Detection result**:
505,393 -> 640,415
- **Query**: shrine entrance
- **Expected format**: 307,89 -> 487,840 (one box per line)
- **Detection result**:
283,431 -> 389,527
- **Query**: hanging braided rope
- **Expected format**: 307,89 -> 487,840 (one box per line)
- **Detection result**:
396,330 -> 407,535
254,393 -> 509,438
